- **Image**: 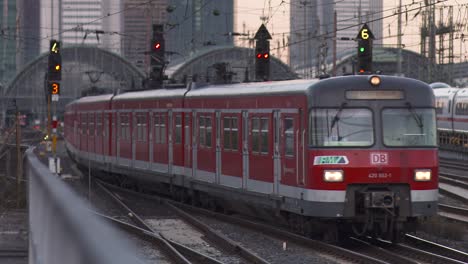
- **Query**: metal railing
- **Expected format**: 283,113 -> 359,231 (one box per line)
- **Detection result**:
26,148 -> 142,264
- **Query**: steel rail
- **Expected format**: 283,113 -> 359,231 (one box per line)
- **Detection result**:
97,180 -> 271,264
94,180 -> 192,264
403,234 -> 468,263
93,212 -> 223,264
98,180 -> 386,264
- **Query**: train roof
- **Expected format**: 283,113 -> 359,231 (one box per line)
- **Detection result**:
112,88 -> 187,101
111,79 -> 318,101
433,87 -> 466,98
186,79 -> 318,98
70,94 -> 114,104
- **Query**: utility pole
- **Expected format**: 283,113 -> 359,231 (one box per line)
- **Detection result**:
300,1 -> 308,78
397,0 -> 402,75
429,0 -> 436,82
15,100 -> 22,208
333,11 -> 337,76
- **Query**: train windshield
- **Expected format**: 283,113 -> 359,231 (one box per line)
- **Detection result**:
309,108 -> 373,147
382,108 -> 437,147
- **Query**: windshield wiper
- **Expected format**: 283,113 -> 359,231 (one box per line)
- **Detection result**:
330,102 -> 347,130
405,102 -> 423,129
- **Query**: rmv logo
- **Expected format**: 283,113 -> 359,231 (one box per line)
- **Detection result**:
314,156 -> 349,165
371,153 -> 388,165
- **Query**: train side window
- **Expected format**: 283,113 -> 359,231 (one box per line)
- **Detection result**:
175,114 -> 182,144
260,118 -> 269,154
104,114 -> 109,138
206,116 -> 212,147
252,117 -> 260,153
96,113 -> 102,137
111,113 -> 116,139
161,114 -> 166,144
284,118 -> 294,157
199,116 -> 212,148
81,114 -> 86,135
199,116 -> 206,146
89,114 -> 94,137
223,116 -> 238,151
154,114 -> 167,144
137,113 -> 147,142
120,113 -> 129,140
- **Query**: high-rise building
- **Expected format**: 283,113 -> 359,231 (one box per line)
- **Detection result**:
17,0 -> 40,70
40,0 -> 121,54
334,0 -> 383,56
0,0 -> 18,83
289,0 -> 383,77
166,0 -> 234,58
121,0 -> 167,71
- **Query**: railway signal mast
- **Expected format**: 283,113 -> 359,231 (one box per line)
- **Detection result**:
46,39 -> 62,171
356,24 -> 374,74
254,24 -> 272,81
149,24 -> 165,89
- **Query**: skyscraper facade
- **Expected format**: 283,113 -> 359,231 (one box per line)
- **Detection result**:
121,0 -> 167,71
289,0 -> 383,77
166,0 -> 234,58
40,0 -> 121,54
0,0 -> 18,83
334,0 -> 383,56
17,0 -> 40,70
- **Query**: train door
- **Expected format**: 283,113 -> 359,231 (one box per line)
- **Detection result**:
168,110 -> 173,174
131,112 -> 136,168
74,117 -> 78,150
220,113 -> 242,188
242,111 -> 249,188
112,111 -> 118,164
172,112 -> 185,175
215,111 -> 221,184
104,112 -> 110,161
152,111 -> 169,172
192,111 -> 198,179
184,113 -> 192,177
134,112 -> 149,169
148,111 -> 153,170
280,113 -> 299,186
248,113 -> 274,194
273,111 -> 280,195
196,112 -> 216,182
88,113 -> 94,156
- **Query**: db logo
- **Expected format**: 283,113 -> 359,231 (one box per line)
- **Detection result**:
371,153 -> 388,165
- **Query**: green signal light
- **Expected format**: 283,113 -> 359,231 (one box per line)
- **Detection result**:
359,47 -> 365,52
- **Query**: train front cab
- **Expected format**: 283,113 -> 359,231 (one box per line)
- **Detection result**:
306,75 -> 438,238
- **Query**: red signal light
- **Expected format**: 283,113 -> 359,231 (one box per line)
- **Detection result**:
359,69 -> 365,73
256,53 -> 262,59
263,53 -> 269,59
154,43 -> 161,49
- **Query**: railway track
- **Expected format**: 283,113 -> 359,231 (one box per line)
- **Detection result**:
440,158 -> 468,172
438,204 -> 468,225
347,236 -> 468,264
95,181 -> 390,264
403,234 -> 468,263
95,180 -> 266,264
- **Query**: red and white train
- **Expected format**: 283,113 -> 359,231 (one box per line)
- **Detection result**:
64,75 -> 438,240
434,87 -> 468,147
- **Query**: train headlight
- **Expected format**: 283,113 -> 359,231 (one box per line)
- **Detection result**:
414,169 -> 431,181
323,170 -> 344,182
